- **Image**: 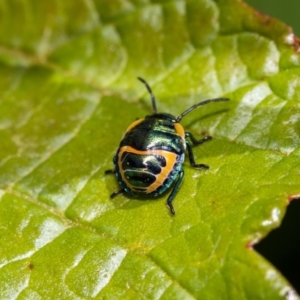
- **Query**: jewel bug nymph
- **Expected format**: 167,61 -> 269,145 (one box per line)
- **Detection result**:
105,77 -> 229,215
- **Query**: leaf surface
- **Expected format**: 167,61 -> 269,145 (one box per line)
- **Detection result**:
0,0 -> 300,299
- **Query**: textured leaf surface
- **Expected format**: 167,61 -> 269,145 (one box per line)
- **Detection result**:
0,0 -> 300,299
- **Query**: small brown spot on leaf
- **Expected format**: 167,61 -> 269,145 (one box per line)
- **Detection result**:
246,242 -> 253,250
285,33 -> 300,53
246,241 -> 254,249
293,36 -> 300,53
288,194 -> 300,201
254,10 -> 271,26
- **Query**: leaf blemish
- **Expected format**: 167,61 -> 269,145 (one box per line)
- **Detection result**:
288,194 -> 300,201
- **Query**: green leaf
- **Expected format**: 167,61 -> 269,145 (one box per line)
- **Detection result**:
0,0 -> 299,298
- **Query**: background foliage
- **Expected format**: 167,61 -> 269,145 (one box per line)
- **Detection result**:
246,0 -> 300,36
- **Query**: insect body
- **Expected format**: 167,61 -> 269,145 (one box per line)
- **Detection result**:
105,77 -> 229,215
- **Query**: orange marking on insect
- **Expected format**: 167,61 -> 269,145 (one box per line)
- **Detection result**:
174,123 -> 185,140
174,123 -> 186,149
145,151 -> 178,193
124,119 -> 144,135
118,146 -> 178,194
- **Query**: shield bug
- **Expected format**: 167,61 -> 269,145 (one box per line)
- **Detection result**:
105,77 -> 229,214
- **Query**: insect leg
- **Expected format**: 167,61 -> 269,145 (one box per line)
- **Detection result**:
105,170 -> 124,198
186,140 -> 209,169
185,132 -> 212,145
110,189 -> 125,199
167,170 -> 184,215
105,169 -> 116,174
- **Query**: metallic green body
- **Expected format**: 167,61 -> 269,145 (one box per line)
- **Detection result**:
113,114 -> 185,196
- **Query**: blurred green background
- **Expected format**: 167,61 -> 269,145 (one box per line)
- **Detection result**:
245,0 -> 300,293
246,0 -> 300,36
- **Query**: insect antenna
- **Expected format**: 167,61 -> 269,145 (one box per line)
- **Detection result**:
176,97 -> 229,122
137,77 -> 157,114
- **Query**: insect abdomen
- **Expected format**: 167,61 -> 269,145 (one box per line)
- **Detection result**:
116,146 -> 183,195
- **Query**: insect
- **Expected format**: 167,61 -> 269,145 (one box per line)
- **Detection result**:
105,77 -> 229,215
